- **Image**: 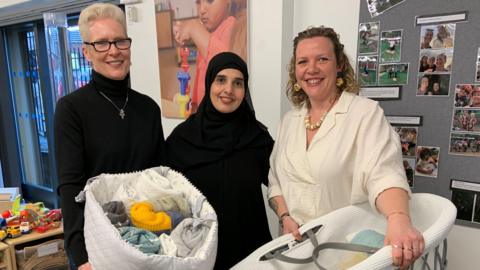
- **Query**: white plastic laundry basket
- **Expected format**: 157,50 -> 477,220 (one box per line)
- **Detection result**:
79,166 -> 218,270
232,193 -> 456,270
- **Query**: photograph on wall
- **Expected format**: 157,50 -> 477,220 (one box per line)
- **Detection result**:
394,126 -> 418,157
418,49 -> 453,73
155,0 -> 247,118
451,188 -> 475,222
380,29 -> 402,62
358,22 -> 379,54
357,55 -> 378,86
416,73 -> 450,96
419,24 -> 455,50
403,157 -> 415,187
414,146 -> 439,178
378,63 -> 409,85
476,48 -> 480,82
450,179 -> 480,223
366,0 -> 406,18
449,132 -> 480,157
452,109 -> 480,132
453,84 -> 480,108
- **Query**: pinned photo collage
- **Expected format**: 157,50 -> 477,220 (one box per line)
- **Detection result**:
450,179 -> 480,224
449,84 -> 480,157
415,146 -> 440,178
417,23 -> 456,97
357,22 -> 408,87
394,126 -> 418,187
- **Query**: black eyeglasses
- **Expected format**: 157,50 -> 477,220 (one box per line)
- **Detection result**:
83,38 -> 132,52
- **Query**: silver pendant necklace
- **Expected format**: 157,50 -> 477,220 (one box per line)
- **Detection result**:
98,90 -> 129,119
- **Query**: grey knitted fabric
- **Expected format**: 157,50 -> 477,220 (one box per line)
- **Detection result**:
102,201 -> 129,227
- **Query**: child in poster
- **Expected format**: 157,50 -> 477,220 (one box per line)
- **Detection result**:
173,0 -> 246,114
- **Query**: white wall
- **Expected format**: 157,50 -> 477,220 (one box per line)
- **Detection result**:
126,1 -> 479,268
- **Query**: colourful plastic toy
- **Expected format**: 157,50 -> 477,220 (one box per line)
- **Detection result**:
176,47 -> 192,118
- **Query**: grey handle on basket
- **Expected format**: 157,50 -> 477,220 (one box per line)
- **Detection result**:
261,226 -> 380,270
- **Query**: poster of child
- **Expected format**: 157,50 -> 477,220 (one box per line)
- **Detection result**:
156,0 -> 247,118
415,146 -> 440,178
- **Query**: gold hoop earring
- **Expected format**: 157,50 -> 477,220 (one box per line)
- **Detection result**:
336,71 -> 345,88
293,83 -> 302,92
336,77 -> 344,87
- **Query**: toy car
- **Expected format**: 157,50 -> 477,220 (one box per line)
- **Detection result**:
20,221 -> 31,234
6,225 -> 21,238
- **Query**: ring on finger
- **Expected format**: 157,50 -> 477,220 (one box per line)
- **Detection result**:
404,247 -> 413,251
392,244 -> 402,249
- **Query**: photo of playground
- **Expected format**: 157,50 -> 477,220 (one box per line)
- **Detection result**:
380,29 -> 402,62
449,132 -> 480,157
358,21 -> 379,54
357,55 -> 378,86
378,63 -> 409,85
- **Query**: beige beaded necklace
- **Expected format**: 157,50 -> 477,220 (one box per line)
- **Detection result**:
304,94 -> 339,131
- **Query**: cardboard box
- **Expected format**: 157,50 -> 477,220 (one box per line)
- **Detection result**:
0,187 -> 19,213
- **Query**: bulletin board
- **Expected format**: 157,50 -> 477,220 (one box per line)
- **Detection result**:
358,0 -> 480,228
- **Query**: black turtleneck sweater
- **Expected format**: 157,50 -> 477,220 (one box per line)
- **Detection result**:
54,70 -> 165,266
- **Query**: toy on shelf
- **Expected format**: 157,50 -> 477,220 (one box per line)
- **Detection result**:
6,224 -> 21,238
20,221 -> 31,234
175,47 -> 192,118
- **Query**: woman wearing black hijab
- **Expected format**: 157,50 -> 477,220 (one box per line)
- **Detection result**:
166,52 -> 273,269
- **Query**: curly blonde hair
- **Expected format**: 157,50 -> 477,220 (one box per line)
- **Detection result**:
287,26 -> 359,108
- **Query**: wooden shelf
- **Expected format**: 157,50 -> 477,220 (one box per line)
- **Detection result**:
156,10 -> 174,49
4,226 -> 63,247
0,241 -> 11,270
4,226 -> 63,270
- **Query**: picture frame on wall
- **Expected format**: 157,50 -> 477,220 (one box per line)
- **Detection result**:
416,73 -> 450,96
358,22 -> 380,54
418,49 -> 453,73
453,84 -> 480,108
378,63 -> 409,85
357,55 -> 378,86
450,179 -> 480,227
367,0 -> 406,18
380,29 -> 402,62
414,146 -> 440,178
155,0 -> 248,119
449,132 -> 480,157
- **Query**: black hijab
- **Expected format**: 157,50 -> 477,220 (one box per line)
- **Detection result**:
166,52 -> 273,170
